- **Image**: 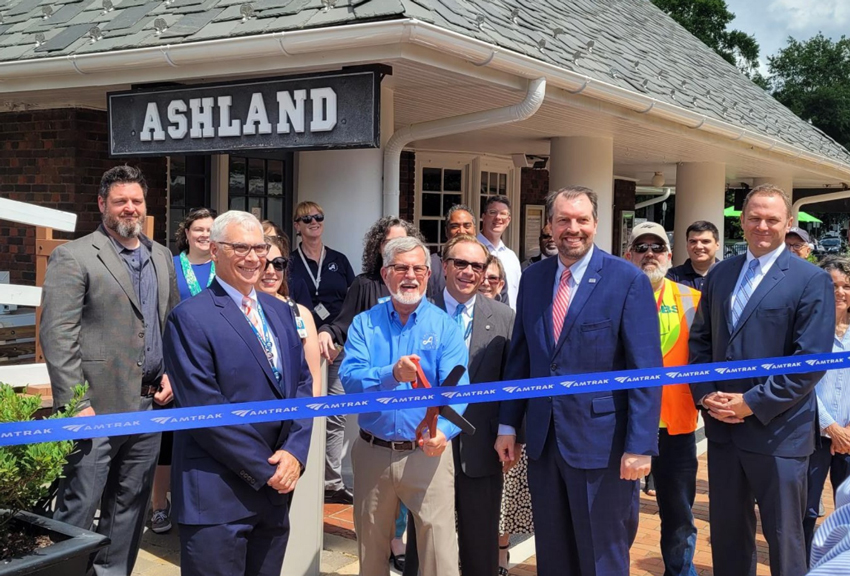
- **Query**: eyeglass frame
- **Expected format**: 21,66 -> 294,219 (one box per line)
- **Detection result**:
216,241 -> 271,257
445,257 -> 487,274
631,243 -> 668,254
295,213 -> 325,224
385,263 -> 430,277
265,256 -> 289,272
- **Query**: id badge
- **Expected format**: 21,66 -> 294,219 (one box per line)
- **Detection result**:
295,316 -> 308,339
314,303 -> 331,320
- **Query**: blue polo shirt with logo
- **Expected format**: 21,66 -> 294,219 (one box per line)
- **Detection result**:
340,297 -> 469,441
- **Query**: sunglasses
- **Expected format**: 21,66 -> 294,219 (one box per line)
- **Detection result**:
295,213 -> 325,224
265,257 -> 288,272
632,243 -> 667,254
446,258 -> 487,274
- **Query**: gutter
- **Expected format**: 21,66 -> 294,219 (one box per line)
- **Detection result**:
792,189 -> 850,222
1,19 -> 847,178
382,76 -> 546,216
635,187 -> 673,210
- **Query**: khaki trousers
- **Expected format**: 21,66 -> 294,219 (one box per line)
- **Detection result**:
352,435 -> 459,576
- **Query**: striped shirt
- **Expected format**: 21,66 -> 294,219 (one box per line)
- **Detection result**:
809,477 -> 850,574
815,328 -> 850,433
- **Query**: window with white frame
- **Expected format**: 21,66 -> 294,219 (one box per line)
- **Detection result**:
418,165 -> 465,254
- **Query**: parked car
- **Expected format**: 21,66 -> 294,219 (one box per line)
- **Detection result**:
821,237 -> 843,254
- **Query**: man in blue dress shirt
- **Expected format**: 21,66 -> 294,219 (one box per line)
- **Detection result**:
341,236 -> 469,576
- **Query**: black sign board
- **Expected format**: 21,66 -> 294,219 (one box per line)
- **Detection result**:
108,69 -> 381,157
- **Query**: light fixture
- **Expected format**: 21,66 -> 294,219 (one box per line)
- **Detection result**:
651,172 -> 665,188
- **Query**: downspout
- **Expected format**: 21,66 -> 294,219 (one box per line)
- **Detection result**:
792,188 -> 850,222
382,76 -> 546,216
635,187 -> 672,210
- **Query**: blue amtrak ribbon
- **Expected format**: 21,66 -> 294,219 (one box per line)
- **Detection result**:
1,350 -> 847,447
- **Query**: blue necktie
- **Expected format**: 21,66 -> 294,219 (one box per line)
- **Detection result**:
731,259 -> 760,328
454,303 -> 471,340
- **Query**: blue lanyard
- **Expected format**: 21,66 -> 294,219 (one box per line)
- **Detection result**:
245,301 -> 281,382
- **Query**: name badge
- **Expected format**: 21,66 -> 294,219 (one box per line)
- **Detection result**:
295,316 -> 308,339
314,303 -> 331,320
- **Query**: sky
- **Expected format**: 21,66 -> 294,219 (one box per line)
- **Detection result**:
725,0 -> 848,73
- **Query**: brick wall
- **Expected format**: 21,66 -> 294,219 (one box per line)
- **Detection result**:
398,150 -> 415,222
0,108 -> 167,285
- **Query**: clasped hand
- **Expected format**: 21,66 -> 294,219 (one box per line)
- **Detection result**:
827,423 -> 850,455
267,450 -> 301,494
702,391 -> 752,424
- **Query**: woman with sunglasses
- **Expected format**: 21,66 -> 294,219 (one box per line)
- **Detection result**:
289,201 -> 356,505
262,220 -> 313,311
256,234 -> 321,396
480,255 -> 534,576
149,207 -> 217,536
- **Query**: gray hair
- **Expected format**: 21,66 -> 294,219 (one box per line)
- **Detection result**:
382,237 -> 431,269
210,210 -> 263,242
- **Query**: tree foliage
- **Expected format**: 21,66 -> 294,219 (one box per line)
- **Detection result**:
651,0 -> 765,83
768,33 -> 850,149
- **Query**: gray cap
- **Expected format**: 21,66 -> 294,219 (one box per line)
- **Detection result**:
628,221 -> 669,249
786,227 -> 811,244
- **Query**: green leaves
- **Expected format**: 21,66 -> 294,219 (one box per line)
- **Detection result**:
0,383 -> 87,531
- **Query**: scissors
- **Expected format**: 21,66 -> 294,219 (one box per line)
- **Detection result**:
409,359 -> 475,447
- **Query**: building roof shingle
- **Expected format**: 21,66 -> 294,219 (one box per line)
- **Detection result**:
1,0 -> 847,166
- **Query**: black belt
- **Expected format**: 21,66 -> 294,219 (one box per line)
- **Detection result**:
140,382 -> 161,397
360,429 -> 416,451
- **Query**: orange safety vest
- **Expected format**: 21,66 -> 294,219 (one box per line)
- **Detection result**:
659,280 -> 701,435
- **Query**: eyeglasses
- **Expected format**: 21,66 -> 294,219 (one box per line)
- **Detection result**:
446,258 -> 487,274
485,209 -> 511,219
632,243 -> 667,254
295,213 -> 325,224
483,275 -> 503,283
265,257 -> 288,272
217,242 -> 270,257
786,242 -> 806,251
386,263 -> 429,277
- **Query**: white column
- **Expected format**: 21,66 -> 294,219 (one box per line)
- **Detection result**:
296,87 -> 394,275
548,137 -> 614,252
673,162 -> 726,265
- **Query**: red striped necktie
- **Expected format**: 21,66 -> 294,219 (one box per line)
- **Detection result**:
553,268 -> 572,341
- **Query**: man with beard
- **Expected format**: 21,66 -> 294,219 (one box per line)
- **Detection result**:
521,224 -> 558,270
340,236 -> 470,576
626,222 -> 701,576
41,165 -> 178,576
495,186 -> 662,576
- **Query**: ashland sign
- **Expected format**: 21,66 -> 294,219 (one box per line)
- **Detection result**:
107,68 -> 382,157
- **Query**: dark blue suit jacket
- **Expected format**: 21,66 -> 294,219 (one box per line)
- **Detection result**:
689,249 -> 835,457
163,280 -> 314,525
499,246 -> 663,469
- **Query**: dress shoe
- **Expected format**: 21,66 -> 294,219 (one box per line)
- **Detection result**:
324,487 -> 354,505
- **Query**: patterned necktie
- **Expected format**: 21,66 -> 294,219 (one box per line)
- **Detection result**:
553,268 -> 572,341
242,296 -> 263,333
731,259 -> 760,328
454,302 -> 471,340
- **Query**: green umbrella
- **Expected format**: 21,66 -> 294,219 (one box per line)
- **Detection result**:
724,206 -> 822,223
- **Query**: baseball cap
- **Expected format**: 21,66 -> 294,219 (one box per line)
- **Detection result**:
786,226 -> 811,244
629,222 -> 670,249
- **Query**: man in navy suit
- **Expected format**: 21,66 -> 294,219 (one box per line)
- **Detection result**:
495,186 -> 663,576
689,184 -> 835,576
163,211 -> 313,576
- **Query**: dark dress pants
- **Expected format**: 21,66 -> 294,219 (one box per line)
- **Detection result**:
804,437 -> 850,566
179,502 -> 291,576
527,426 -> 639,576
455,467 -> 503,576
652,429 -> 698,576
706,440 -> 808,576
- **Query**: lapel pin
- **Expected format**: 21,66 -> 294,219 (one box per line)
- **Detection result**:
486,324 -> 491,330
588,278 -> 597,283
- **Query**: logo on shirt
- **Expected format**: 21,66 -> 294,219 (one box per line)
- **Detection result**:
328,262 -> 338,272
420,333 -> 438,350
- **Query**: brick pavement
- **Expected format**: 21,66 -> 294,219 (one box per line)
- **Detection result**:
323,451 -> 836,576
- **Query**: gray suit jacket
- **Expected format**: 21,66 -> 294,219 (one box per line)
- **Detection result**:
434,291 -> 514,477
41,227 -> 178,414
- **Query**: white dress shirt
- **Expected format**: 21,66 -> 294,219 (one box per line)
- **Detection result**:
730,244 -> 785,316
443,288 -> 475,349
217,277 -> 282,376
478,232 -> 522,311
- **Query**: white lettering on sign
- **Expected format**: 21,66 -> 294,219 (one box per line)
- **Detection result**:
140,102 -> 165,141
167,100 -> 188,139
141,87 -> 339,142
189,97 -> 215,138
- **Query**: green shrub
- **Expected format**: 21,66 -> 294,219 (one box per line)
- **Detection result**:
0,383 -> 87,532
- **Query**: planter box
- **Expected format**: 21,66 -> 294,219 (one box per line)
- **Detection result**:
0,511 -> 109,576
